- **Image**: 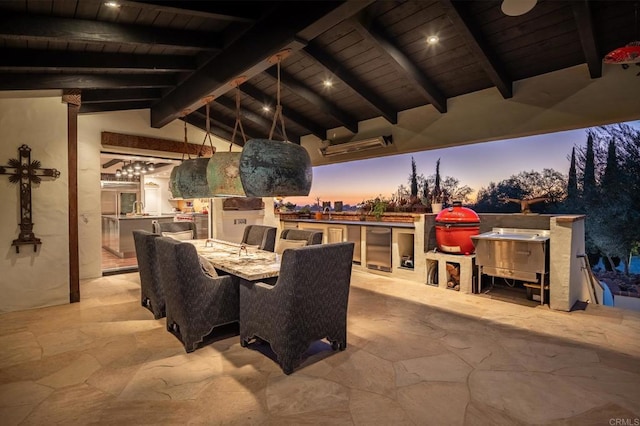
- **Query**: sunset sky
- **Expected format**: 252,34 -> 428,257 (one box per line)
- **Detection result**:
286,120 -> 640,208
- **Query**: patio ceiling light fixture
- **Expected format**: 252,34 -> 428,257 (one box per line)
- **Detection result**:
319,135 -> 393,157
501,0 -> 537,17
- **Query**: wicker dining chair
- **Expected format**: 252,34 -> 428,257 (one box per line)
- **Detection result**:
241,225 -> 277,252
132,230 -> 165,319
239,242 -> 354,374
155,236 -> 239,352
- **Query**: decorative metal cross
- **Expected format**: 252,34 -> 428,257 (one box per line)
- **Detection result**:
0,144 -> 61,253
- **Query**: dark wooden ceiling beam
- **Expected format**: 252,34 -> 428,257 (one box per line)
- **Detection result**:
240,82 -> 326,140
181,115 -> 235,145
351,14 -> 447,113
0,48 -> 196,72
151,1 -> 374,128
440,0 -> 513,99
303,42 -> 398,125
82,88 -> 163,104
265,67 -> 359,134
214,97 -> 271,132
215,96 -> 301,144
185,108 -> 261,147
101,131 -> 213,157
191,107 -> 238,132
80,100 -> 152,113
102,159 -> 121,169
0,73 -> 175,90
122,1 -> 266,23
0,12 -> 222,51
571,0 -> 602,79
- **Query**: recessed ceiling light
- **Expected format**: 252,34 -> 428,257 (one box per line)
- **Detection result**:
426,35 -> 439,45
323,80 -> 333,88
501,0 -> 537,16
104,1 -> 120,8
262,105 -> 271,112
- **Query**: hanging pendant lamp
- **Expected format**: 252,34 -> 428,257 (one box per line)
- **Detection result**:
168,120 -> 189,199
206,79 -> 246,197
171,107 -> 218,199
239,50 -> 312,197
604,2 -> 640,74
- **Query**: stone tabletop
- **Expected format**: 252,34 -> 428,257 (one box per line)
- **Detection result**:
189,239 -> 280,281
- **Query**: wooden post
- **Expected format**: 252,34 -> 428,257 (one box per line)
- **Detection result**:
63,90 -> 81,303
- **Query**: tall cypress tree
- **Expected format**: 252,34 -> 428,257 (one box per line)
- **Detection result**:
583,133 -> 597,199
410,157 -> 418,197
601,139 -> 619,191
567,147 -> 578,201
433,158 -> 442,202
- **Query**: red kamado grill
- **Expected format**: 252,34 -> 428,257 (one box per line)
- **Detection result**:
435,201 -> 480,255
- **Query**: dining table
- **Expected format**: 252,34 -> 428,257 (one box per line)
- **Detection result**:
188,239 -> 281,281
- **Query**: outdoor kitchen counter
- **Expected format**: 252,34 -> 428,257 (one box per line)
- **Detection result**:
281,218 -> 415,228
280,216 -> 425,284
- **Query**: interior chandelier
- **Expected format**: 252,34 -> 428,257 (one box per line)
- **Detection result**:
115,161 -> 154,178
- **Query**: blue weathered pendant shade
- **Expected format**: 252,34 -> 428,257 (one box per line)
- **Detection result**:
169,164 -> 183,199
239,139 -> 312,197
207,152 -> 245,197
174,157 -> 214,199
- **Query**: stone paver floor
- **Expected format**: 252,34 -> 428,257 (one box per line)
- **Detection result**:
1,269 -> 639,425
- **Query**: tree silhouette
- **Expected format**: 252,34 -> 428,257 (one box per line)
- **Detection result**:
474,169 -> 566,213
573,124 -> 640,275
601,139 -> 620,191
583,132 -> 597,200
567,147 -> 578,201
432,158 -> 442,203
410,157 -> 418,198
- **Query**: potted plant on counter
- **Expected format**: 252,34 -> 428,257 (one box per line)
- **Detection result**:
372,198 -> 388,221
277,202 -> 300,219
298,206 -> 311,219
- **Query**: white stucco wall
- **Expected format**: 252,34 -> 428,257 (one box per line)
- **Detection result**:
0,95 -> 70,313
549,216 -> 587,311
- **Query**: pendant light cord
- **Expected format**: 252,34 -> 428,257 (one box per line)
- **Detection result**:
198,102 -> 216,157
230,84 -> 247,152
269,58 -> 288,142
181,119 -> 191,161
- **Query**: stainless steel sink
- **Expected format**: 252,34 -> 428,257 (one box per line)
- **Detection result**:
471,227 -> 550,284
471,228 -> 550,242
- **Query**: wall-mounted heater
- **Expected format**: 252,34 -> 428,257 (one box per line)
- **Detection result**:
319,135 -> 392,157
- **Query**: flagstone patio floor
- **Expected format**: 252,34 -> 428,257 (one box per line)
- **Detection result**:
1,269 -> 639,425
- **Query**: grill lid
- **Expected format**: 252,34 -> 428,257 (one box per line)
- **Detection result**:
435,201 -> 480,225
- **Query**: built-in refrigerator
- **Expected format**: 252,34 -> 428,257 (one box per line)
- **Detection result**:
346,225 -> 361,263
366,227 -> 392,272
100,181 -> 140,215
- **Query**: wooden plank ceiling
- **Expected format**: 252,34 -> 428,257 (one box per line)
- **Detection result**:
0,0 -> 636,145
